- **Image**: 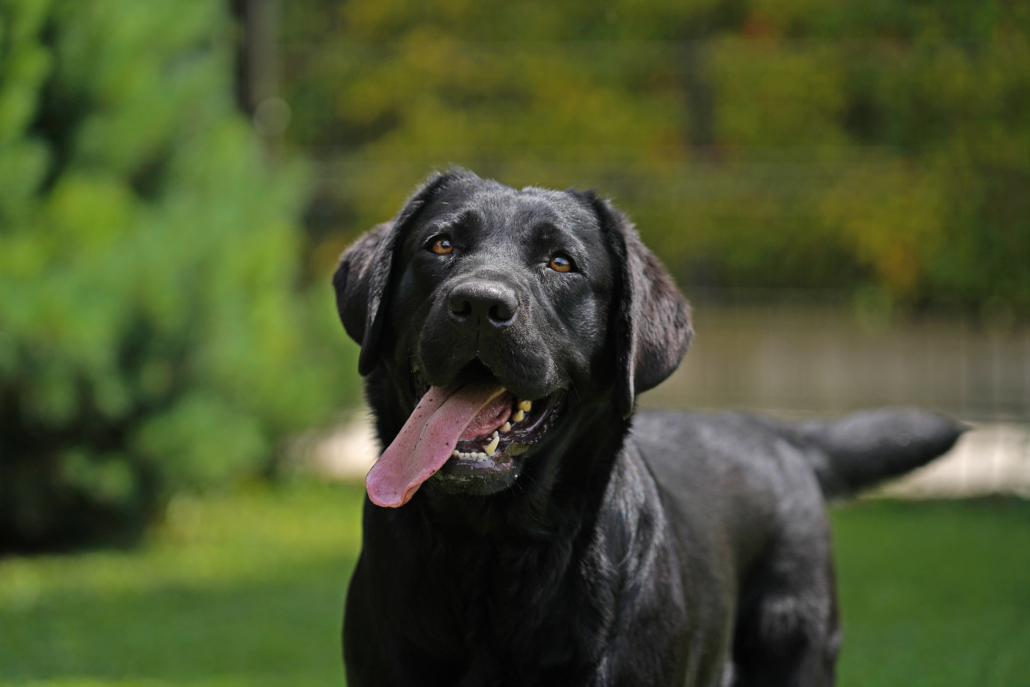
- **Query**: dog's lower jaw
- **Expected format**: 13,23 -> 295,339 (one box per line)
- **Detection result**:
425,391 -> 565,496
411,399 -> 630,537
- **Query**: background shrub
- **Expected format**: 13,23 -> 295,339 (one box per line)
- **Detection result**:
0,0 -> 359,551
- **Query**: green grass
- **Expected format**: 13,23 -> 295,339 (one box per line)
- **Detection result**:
0,480 -> 365,687
831,498 -> 1030,687
1,482 -> 1028,686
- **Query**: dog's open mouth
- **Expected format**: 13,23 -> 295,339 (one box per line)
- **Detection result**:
446,390 -> 560,464
365,378 -> 562,508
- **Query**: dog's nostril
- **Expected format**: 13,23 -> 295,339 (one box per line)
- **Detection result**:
449,298 -> 473,318
488,302 -> 513,323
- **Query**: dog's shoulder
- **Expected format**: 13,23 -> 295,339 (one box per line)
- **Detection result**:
629,410 -> 827,533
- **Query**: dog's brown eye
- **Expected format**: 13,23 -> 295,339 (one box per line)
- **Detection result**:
430,236 -> 453,255
549,254 -> 573,273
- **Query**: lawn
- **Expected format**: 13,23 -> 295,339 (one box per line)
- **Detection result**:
832,498 -> 1030,687
1,480 -> 1027,686
0,480 -> 365,687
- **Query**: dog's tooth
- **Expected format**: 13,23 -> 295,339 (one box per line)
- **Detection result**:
517,400 -> 532,412
485,431 -> 500,455
501,421 -> 511,433
451,450 -> 459,457
477,452 -> 488,459
512,410 -> 525,422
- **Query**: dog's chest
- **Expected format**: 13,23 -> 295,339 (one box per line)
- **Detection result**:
380,535 -> 616,676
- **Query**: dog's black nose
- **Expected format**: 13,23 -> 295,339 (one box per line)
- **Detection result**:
447,281 -> 519,326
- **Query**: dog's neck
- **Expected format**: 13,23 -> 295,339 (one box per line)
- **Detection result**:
355,383 -> 672,676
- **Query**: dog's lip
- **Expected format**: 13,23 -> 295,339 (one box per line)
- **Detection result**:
438,391 -> 564,475
406,358 -> 567,483
410,359 -> 562,409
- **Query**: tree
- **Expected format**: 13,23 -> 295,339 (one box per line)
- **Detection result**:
0,0 -> 358,551
282,0 -> 1030,316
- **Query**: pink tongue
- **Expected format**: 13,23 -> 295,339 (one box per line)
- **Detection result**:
366,382 -> 509,508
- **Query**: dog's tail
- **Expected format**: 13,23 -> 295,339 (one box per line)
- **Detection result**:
783,409 -> 968,499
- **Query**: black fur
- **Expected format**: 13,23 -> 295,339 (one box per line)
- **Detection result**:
333,169 -> 965,686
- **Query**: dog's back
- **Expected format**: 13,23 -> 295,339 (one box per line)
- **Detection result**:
633,408 -> 965,515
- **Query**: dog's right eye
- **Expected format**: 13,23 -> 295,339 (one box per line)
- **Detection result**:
429,236 -> 453,255
549,253 -> 574,273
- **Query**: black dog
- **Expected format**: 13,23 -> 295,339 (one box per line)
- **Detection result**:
332,168 -> 963,686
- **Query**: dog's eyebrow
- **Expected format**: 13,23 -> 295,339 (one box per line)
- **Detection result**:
530,222 -> 592,264
419,209 -> 479,235
531,215 -> 589,237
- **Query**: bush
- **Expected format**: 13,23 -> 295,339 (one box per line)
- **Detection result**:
0,0 -> 358,551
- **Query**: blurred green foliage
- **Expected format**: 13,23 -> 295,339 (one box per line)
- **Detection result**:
0,0 -> 359,551
283,0 -> 1030,317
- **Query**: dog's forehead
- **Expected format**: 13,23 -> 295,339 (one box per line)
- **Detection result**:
423,178 -> 600,241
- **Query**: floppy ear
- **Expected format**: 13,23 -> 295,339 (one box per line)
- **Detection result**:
589,195 -> 693,419
332,170 -> 460,375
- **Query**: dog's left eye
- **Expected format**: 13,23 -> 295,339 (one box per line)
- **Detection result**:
430,236 -> 453,255
549,253 -> 574,273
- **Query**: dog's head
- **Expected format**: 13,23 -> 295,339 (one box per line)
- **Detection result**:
334,168 -> 691,508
